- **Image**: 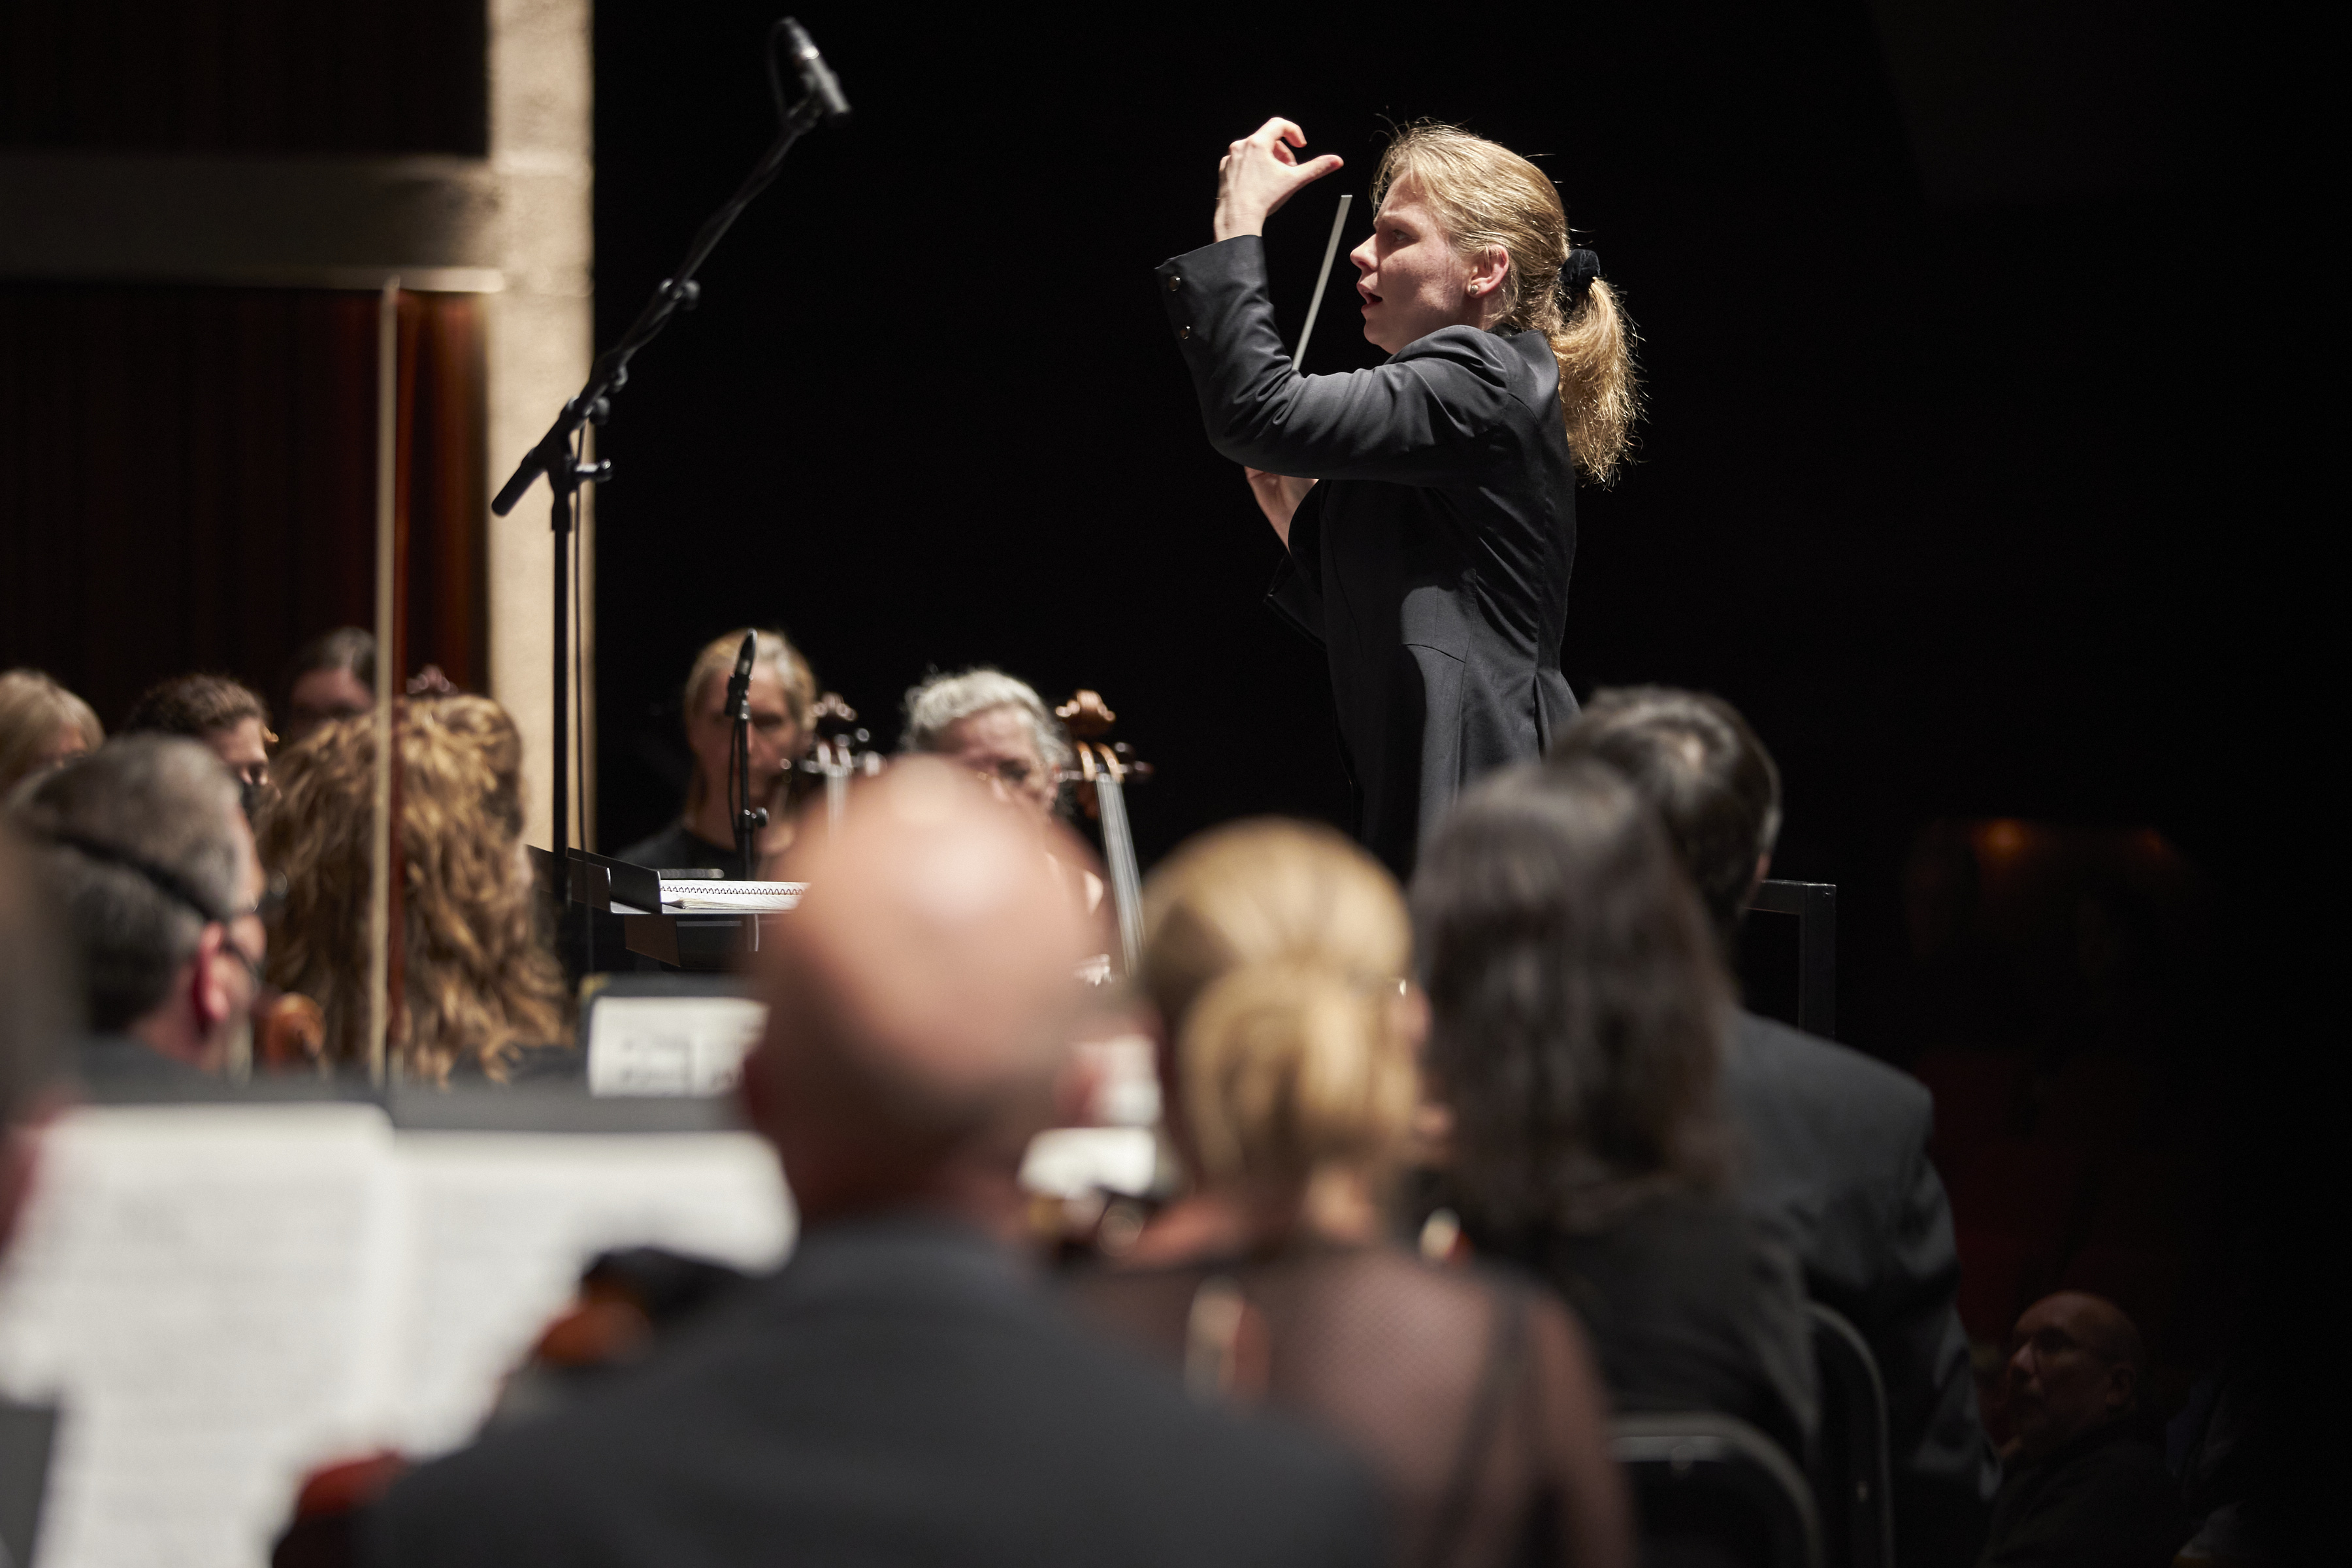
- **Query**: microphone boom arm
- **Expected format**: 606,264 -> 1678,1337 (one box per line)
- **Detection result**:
493,18 -> 847,864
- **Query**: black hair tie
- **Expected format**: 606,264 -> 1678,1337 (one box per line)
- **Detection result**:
1561,248 -> 1602,311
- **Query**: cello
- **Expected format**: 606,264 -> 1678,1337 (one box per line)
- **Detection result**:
1054,691 -> 1152,977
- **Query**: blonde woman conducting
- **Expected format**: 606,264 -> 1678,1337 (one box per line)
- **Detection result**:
1157,120 -> 1637,876
1064,821 -> 1631,1568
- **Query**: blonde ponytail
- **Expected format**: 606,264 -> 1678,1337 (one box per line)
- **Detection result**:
1177,960 -> 1417,1184
1373,122 -> 1642,485
1139,819 -> 1419,1184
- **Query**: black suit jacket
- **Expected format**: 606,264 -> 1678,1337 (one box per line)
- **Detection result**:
1980,1419 -> 2186,1568
1157,237 -> 1578,877
1720,1009 -> 2001,1568
364,1213 -> 1384,1568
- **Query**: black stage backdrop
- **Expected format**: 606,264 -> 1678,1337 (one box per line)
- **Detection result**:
589,2 -> 2236,1063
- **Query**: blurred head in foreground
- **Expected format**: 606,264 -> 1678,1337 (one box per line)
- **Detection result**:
1548,685 -> 1780,955
0,822 -> 71,1250
2003,1291 -> 2144,1463
120,672 -> 276,796
16,736 -> 263,1071
1138,819 -> 1421,1239
261,696 -> 566,1081
1411,762 -> 1731,1238
0,668 -> 105,798
742,758 -> 1101,1231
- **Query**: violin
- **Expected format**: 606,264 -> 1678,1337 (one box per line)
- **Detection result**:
800,693 -> 884,836
1054,691 -> 1152,977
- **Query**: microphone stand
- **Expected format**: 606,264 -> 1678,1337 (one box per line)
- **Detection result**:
724,635 -> 766,881
489,19 -> 846,862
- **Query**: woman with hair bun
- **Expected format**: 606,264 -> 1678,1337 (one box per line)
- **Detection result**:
1158,119 -> 1638,877
1065,819 -> 1631,1568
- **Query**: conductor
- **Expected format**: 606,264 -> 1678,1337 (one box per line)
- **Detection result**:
1158,119 -> 1638,875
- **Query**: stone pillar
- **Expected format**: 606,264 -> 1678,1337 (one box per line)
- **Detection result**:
486,0 -> 596,850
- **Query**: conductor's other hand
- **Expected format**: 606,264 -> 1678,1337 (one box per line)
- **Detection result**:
1214,118 -> 1343,242
1244,466 -> 1318,547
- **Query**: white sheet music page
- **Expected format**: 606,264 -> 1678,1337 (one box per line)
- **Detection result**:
659,878 -> 804,911
587,996 -> 766,1096
382,1132 -> 793,1456
0,1104 -> 403,1568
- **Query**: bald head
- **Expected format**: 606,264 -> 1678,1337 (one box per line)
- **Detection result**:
2004,1291 -> 2144,1462
744,760 -> 1103,1226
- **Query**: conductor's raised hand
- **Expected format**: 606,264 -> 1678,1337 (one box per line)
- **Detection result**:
1213,118 -> 1343,242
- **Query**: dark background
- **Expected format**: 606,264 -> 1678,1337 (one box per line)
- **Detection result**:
590,1 -> 2235,1063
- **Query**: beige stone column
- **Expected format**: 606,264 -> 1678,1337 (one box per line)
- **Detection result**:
485,0 -> 596,851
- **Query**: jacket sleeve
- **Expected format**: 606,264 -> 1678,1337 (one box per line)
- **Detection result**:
1154,237 -> 1518,482
1880,1096 -> 2001,1567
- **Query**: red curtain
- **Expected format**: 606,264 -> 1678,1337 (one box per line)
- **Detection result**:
0,283 -> 487,728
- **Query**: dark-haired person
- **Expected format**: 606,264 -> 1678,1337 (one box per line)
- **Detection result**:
120,672 -> 274,796
614,629 -> 816,877
281,627 -> 376,748
1160,119 -> 1638,877
1550,686 -> 1997,1565
1982,1292 -> 2186,1567
1412,762 -> 1816,1462
14,737 -> 267,1083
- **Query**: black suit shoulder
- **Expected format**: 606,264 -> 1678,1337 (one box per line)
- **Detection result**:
1725,1011 -> 1931,1167
367,1218 -> 1384,1568
1722,1010 -> 1997,1568
1983,1424 -> 2187,1568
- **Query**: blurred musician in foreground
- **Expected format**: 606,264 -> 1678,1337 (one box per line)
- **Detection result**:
1,821 -> 70,1252
262,697 -> 569,1083
280,628 -> 376,749
1067,819 -> 1633,1568
120,672 -> 276,799
615,628 -> 817,876
14,737 -> 267,1083
900,666 -> 1073,822
365,762 -> 1383,1567
0,668 -> 103,798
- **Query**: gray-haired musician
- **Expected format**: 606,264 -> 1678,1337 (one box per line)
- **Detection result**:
899,667 -> 1074,823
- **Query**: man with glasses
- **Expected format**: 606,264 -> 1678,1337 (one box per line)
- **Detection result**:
1984,1291 -> 2187,1565
14,736 -> 267,1081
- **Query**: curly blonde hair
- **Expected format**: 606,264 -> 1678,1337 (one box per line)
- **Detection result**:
1373,122 -> 1642,484
259,696 -> 568,1083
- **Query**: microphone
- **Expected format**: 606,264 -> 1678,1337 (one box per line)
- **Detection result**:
779,18 -> 851,122
725,632 -> 758,716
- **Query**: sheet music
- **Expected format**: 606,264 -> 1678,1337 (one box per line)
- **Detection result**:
382,1132 -> 792,1456
659,878 -> 805,911
0,1105 -> 403,1568
587,995 -> 766,1097
0,1105 -> 796,1565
